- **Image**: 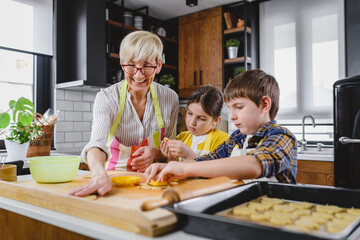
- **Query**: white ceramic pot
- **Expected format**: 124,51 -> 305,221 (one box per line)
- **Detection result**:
227,46 -> 238,59
165,84 -> 171,88
4,139 -> 30,161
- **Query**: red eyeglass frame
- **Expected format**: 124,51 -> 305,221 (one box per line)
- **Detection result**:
121,64 -> 158,76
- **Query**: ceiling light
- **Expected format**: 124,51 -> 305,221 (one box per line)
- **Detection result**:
186,0 -> 198,7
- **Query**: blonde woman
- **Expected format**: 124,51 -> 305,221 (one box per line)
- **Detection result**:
69,31 -> 179,196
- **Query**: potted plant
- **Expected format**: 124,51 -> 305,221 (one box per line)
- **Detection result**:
225,38 -> 240,59
235,67 -> 245,76
0,97 -> 41,161
159,74 -> 175,88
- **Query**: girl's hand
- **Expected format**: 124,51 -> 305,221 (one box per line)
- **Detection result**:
157,161 -> 190,182
168,140 -> 197,160
144,163 -> 168,183
160,138 -> 170,159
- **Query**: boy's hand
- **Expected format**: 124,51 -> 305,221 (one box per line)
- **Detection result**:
168,140 -> 197,160
144,163 -> 167,183
157,161 -> 190,182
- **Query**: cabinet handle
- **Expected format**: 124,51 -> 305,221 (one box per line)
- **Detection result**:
200,70 -> 203,85
339,136 -> 360,144
194,71 -> 197,86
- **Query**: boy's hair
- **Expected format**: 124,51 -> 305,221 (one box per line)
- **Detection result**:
119,31 -> 163,64
224,69 -> 279,120
188,86 -> 223,119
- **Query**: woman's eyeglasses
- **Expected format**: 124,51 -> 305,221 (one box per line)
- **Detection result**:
121,64 -> 157,76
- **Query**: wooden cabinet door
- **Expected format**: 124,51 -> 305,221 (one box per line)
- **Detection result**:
179,14 -> 199,97
198,7 -> 222,90
297,160 -> 334,186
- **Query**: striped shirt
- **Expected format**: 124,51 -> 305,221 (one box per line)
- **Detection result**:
196,120 -> 297,184
81,80 -> 179,161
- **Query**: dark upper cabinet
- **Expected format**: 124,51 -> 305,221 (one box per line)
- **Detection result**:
56,0 -> 107,90
345,0 -> 360,77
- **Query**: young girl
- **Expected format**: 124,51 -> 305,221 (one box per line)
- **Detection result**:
161,86 -> 229,161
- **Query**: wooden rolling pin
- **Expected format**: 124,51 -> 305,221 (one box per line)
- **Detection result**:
141,176 -> 233,211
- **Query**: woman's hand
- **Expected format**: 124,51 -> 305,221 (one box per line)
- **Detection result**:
68,169 -> 112,197
144,162 -> 168,183
68,148 -> 112,197
167,140 -> 197,160
131,146 -> 160,172
157,161 -> 191,182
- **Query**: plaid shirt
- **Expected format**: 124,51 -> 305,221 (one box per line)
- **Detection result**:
196,120 -> 297,184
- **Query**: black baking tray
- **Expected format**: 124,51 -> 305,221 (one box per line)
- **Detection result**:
164,182 -> 360,240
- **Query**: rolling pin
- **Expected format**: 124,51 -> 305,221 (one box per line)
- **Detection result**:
141,176 -> 234,211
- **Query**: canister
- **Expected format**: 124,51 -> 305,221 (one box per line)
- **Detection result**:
124,11 -> 133,26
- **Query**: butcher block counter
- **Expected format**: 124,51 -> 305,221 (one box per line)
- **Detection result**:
0,171 -> 227,240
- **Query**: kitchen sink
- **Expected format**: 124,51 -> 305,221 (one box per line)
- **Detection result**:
297,147 -> 333,156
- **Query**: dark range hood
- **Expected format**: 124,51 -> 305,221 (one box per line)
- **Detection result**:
56,0 -> 107,91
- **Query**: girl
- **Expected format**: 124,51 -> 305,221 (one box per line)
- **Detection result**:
161,86 -> 229,161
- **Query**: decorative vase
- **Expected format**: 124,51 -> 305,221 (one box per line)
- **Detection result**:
227,47 -> 238,59
4,139 -> 30,161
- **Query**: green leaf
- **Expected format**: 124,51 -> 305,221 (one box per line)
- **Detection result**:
12,97 -> 35,126
0,113 -> 10,129
9,100 -> 16,109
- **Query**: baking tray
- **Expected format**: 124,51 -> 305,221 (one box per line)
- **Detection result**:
164,182 -> 360,240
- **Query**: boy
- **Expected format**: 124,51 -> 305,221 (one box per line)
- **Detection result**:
145,69 -> 297,184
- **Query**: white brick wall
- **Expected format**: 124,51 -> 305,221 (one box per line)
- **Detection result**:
55,89 -> 98,152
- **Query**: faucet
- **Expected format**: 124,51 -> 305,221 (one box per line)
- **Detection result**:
299,115 -> 316,151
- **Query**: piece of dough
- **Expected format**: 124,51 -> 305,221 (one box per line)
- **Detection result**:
265,210 -> 298,220
289,202 -> 313,210
327,219 -> 351,233
300,215 -> 327,224
233,206 -> 255,216
347,208 -> 360,216
295,219 -> 319,230
269,215 -> 292,225
273,204 -> 296,213
284,225 -> 310,233
312,212 -> 334,221
335,212 -> 359,221
250,213 -> 269,221
293,209 -> 311,216
248,202 -> 272,211
261,196 -> 284,205
316,205 -> 343,214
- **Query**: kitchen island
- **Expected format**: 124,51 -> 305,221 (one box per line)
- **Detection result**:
0,173 -> 206,240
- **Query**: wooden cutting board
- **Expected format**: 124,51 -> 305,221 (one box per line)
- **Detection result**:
0,171 -> 232,237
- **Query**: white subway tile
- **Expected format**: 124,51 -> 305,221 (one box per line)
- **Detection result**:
57,100 -> 74,111
74,142 -> 88,148
65,90 -> 82,101
65,132 -> 83,142
65,111 -> 83,121
74,102 -> 91,112
56,132 -> 65,143
83,132 -> 91,141
83,112 -> 93,122
55,142 -> 74,149
56,122 -> 74,132
56,90 -> 65,100
83,92 -> 97,102
74,122 -> 91,132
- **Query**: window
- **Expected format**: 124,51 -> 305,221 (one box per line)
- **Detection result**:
259,0 -> 345,144
0,0 -> 54,148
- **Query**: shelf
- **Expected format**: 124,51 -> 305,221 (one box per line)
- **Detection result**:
224,27 -> 252,34
107,20 -> 177,43
224,57 -> 252,65
108,53 -> 177,70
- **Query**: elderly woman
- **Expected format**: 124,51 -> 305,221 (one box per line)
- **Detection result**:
69,31 -> 179,196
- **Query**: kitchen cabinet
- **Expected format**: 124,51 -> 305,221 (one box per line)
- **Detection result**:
106,2 -> 178,90
178,7 -> 223,98
222,1 -> 259,88
296,160 -> 334,186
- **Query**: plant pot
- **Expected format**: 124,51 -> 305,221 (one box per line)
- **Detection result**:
164,84 -> 171,88
0,164 -> 17,181
4,140 -> 30,161
227,46 -> 238,59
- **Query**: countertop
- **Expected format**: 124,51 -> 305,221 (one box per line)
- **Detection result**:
0,172 -> 207,240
